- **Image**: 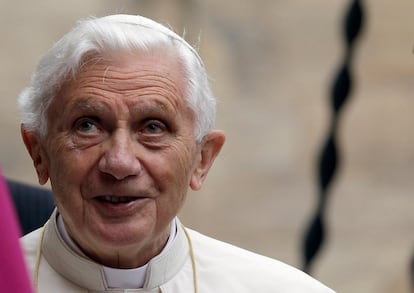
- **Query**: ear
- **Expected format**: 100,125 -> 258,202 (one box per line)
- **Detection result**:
190,130 -> 225,191
21,125 -> 49,185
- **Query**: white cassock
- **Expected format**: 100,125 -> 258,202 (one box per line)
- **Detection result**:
21,209 -> 335,293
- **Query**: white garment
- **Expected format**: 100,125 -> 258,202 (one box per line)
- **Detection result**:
21,209 -> 335,292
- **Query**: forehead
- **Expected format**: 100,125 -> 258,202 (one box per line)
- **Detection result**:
77,49 -> 185,92
53,49 -> 189,113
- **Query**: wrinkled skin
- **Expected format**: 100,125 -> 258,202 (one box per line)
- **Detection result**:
22,50 -> 225,268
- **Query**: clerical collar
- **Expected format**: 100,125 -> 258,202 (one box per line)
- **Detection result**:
56,213 -> 177,289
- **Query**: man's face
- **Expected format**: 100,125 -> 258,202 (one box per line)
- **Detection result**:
24,50 -> 220,268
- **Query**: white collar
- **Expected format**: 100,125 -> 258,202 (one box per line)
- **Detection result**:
56,213 -> 177,289
42,210 -> 189,291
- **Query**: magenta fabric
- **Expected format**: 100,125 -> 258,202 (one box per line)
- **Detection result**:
0,171 -> 33,293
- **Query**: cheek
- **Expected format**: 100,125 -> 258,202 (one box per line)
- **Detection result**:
167,144 -> 197,187
148,144 -> 196,201
49,151 -> 86,185
48,150 -> 94,227
47,143 -> 98,203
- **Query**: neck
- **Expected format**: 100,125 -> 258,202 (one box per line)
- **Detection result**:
57,214 -> 177,268
87,236 -> 170,268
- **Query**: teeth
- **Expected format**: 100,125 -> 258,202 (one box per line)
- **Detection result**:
101,196 -> 135,203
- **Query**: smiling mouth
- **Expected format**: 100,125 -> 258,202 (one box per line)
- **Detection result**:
96,196 -> 138,204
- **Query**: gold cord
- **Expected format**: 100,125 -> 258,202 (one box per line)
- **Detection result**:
33,220 -> 49,293
182,225 -> 199,293
33,221 -> 198,293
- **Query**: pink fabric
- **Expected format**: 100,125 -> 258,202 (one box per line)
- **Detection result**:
0,171 -> 33,293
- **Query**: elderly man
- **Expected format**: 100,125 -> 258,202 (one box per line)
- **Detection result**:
19,14 -> 334,292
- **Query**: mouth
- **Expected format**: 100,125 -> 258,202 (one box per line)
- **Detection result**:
91,194 -> 151,217
96,196 -> 139,204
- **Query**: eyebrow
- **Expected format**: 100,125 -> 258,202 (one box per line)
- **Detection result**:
66,99 -> 108,114
64,97 -> 177,121
135,99 -> 172,113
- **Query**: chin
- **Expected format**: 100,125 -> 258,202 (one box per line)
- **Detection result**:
91,220 -> 155,247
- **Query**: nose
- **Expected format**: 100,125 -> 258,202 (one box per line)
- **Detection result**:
98,130 -> 142,180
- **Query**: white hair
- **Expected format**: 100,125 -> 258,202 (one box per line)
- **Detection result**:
17,14 -> 216,142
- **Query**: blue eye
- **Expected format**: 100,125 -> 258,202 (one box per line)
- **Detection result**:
143,120 -> 166,134
76,119 -> 98,133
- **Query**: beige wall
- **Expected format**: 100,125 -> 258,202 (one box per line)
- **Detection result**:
1,1 -> 413,292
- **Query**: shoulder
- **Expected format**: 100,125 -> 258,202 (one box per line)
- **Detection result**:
21,227 -> 43,251
186,228 -> 334,293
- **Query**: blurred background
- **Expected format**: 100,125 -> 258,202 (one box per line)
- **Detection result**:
1,0 -> 413,292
